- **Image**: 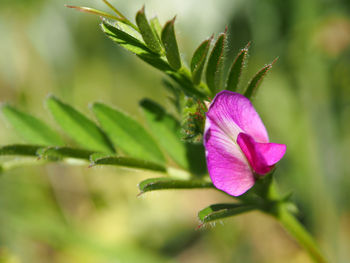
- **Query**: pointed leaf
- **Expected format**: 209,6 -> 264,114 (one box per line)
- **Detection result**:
244,59 -> 276,98
150,16 -> 162,43
206,32 -> 226,94
0,144 -> 43,157
92,102 -> 165,164
136,6 -> 162,53
1,104 -> 64,146
161,18 -> 181,70
138,177 -> 214,194
46,96 -> 114,153
226,43 -> 249,92
191,37 -> 212,85
198,203 -> 257,223
140,99 -> 188,168
101,21 -> 151,55
90,155 -> 166,172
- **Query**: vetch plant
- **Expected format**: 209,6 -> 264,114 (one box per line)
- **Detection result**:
0,2 -> 328,262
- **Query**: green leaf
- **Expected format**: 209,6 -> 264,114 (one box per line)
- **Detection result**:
163,79 -> 182,113
102,21 -> 172,72
136,6 -> 162,53
46,96 -> 114,153
0,144 -> 43,157
226,42 -> 250,92
161,17 -> 181,70
185,143 -> 207,176
117,21 -> 143,41
140,99 -> 188,168
90,155 -> 166,172
191,37 -> 212,85
101,21 -> 152,55
198,203 -> 257,223
206,32 -> 227,94
1,104 -> 64,146
244,59 -> 277,99
138,177 -> 214,194
92,102 -> 165,164
150,16 -> 162,43
37,147 -> 94,161
137,53 -> 172,71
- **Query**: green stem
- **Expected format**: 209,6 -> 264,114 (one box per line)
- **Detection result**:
274,205 -> 328,263
264,181 -> 328,263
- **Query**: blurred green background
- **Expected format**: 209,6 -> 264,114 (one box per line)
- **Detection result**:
1,0 -> 350,262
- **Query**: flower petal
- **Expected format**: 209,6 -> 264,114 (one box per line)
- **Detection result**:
237,132 -> 286,175
204,118 -> 255,196
207,90 -> 269,143
256,141 -> 287,166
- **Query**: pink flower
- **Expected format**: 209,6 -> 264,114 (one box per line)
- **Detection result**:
204,90 -> 286,196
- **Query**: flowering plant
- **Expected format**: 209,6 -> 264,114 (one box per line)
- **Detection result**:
0,2 -> 327,262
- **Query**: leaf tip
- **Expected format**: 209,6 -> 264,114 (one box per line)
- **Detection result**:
136,5 -> 145,16
64,5 -> 89,14
162,16 -> 176,29
271,56 -> 279,66
64,4 -> 75,9
224,25 -> 228,33
243,41 -> 251,52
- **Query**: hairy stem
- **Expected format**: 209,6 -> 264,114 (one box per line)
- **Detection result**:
264,181 -> 328,263
275,205 -> 328,263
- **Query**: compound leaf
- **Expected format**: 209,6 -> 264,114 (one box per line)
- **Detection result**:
161,17 -> 181,70
206,32 -> 226,94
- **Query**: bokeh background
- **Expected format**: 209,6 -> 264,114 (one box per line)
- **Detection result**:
1,0 -> 350,262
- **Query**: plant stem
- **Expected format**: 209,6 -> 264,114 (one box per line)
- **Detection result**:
265,181 -> 328,263
274,205 -> 328,263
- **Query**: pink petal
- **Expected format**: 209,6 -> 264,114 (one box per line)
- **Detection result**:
207,90 -> 269,143
237,132 -> 286,175
204,118 -> 255,196
256,142 -> 287,166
